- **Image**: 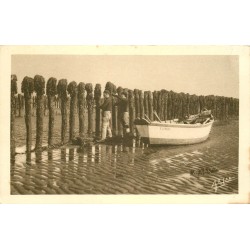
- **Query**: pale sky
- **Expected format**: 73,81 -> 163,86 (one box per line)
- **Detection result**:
12,55 -> 239,98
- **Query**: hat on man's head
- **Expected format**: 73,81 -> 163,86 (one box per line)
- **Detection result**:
103,90 -> 110,95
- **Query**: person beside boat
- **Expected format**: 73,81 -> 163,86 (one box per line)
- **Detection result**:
113,91 -> 130,137
96,90 -> 112,142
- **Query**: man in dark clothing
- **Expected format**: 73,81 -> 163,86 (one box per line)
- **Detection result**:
113,91 -> 130,136
97,90 -> 112,142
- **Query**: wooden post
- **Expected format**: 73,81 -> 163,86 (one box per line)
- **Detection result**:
43,95 -> 47,116
157,90 -> 162,120
153,91 -> 157,114
134,89 -> 140,119
144,91 -> 149,117
177,93 -> 182,119
32,96 -> 35,116
86,83 -> 94,136
167,91 -> 173,120
94,83 -> 102,138
231,98 -> 235,118
148,91 -> 154,121
11,75 -> 17,162
156,91 -> 161,117
235,98 -> 238,117
222,97 -> 226,120
163,91 -> 168,121
228,97 -> 232,118
78,82 -> 86,138
112,84 -> 117,133
212,96 -> 216,119
21,76 -> 34,153
34,75 -> 45,151
225,97 -> 229,120
67,81 -> 78,141
111,84 -> 117,135
199,95 -> 204,111
236,99 -> 239,117
139,90 -> 144,119
171,92 -> 176,119
18,94 -> 22,117
46,77 -> 57,146
197,95 -> 201,113
178,93 -> 183,119
117,86 -> 123,136
14,95 -> 17,116
57,79 -> 68,144
173,92 -> 178,119
128,90 -> 135,134
183,93 -> 189,118
160,90 -> 166,120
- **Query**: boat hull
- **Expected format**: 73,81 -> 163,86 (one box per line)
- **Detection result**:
135,121 -> 214,145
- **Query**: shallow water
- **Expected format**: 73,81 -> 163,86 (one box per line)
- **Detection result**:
11,119 -> 238,195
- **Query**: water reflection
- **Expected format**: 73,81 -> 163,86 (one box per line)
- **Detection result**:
48,150 -> 53,161
69,148 -> 75,161
26,152 -> 31,165
35,150 -> 42,163
19,139 -> 147,170
11,121 -> 239,195
75,139 -> 144,166
61,148 -> 66,162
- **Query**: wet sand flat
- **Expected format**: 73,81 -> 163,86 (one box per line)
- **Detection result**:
11,118 -> 238,195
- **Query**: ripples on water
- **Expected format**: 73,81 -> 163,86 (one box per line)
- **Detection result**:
11,117 -> 238,194
11,119 -> 239,195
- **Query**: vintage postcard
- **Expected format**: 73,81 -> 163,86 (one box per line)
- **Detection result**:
0,46 -> 249,203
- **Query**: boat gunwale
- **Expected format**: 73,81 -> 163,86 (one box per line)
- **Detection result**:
141,120 -> 214,128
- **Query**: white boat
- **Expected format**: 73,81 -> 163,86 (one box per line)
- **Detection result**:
134,111 -> 214,145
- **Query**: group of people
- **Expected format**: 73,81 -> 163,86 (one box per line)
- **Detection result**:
96,89 -> 130,143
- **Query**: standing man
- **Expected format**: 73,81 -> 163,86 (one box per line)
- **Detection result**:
97,90 -> 112,142
113,91 -> 130,137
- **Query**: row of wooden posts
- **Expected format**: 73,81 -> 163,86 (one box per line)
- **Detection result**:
10,74 -> 239,161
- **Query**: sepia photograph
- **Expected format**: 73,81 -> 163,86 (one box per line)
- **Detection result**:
1,46 -> 249,203
1,2 -> 250,250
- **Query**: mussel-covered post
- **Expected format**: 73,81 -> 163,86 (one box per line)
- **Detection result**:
148,91 -> 154,121
156,91 -> 161,118
213,96 -> 217,119
11,75 -> 17,162
160,90 -> 166,120
86,83 -> 94,135
158,90 -> 164,120
139,90 -> 144,119
112,84 -> 117,134
117,87 -> 123,136
128,90 -> 135,134
34,75 -> 45,151
153,91 -> 158,120
78,82 -> 86,137
134,89 -> 140,119
67,81 -> 78,141
44,95 -> 47,116
144,91 -> 149,117
46,77 -> 57,146
167,92 -> 173,120
21,76 -> 34,153
18,94 -> 22,117
225,97 -> 229,120
185,93 -> 190,117
94,84 -> 102,138
105,82 -> 116,132
164,91 -> 168,121
57,79 -> 68,144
